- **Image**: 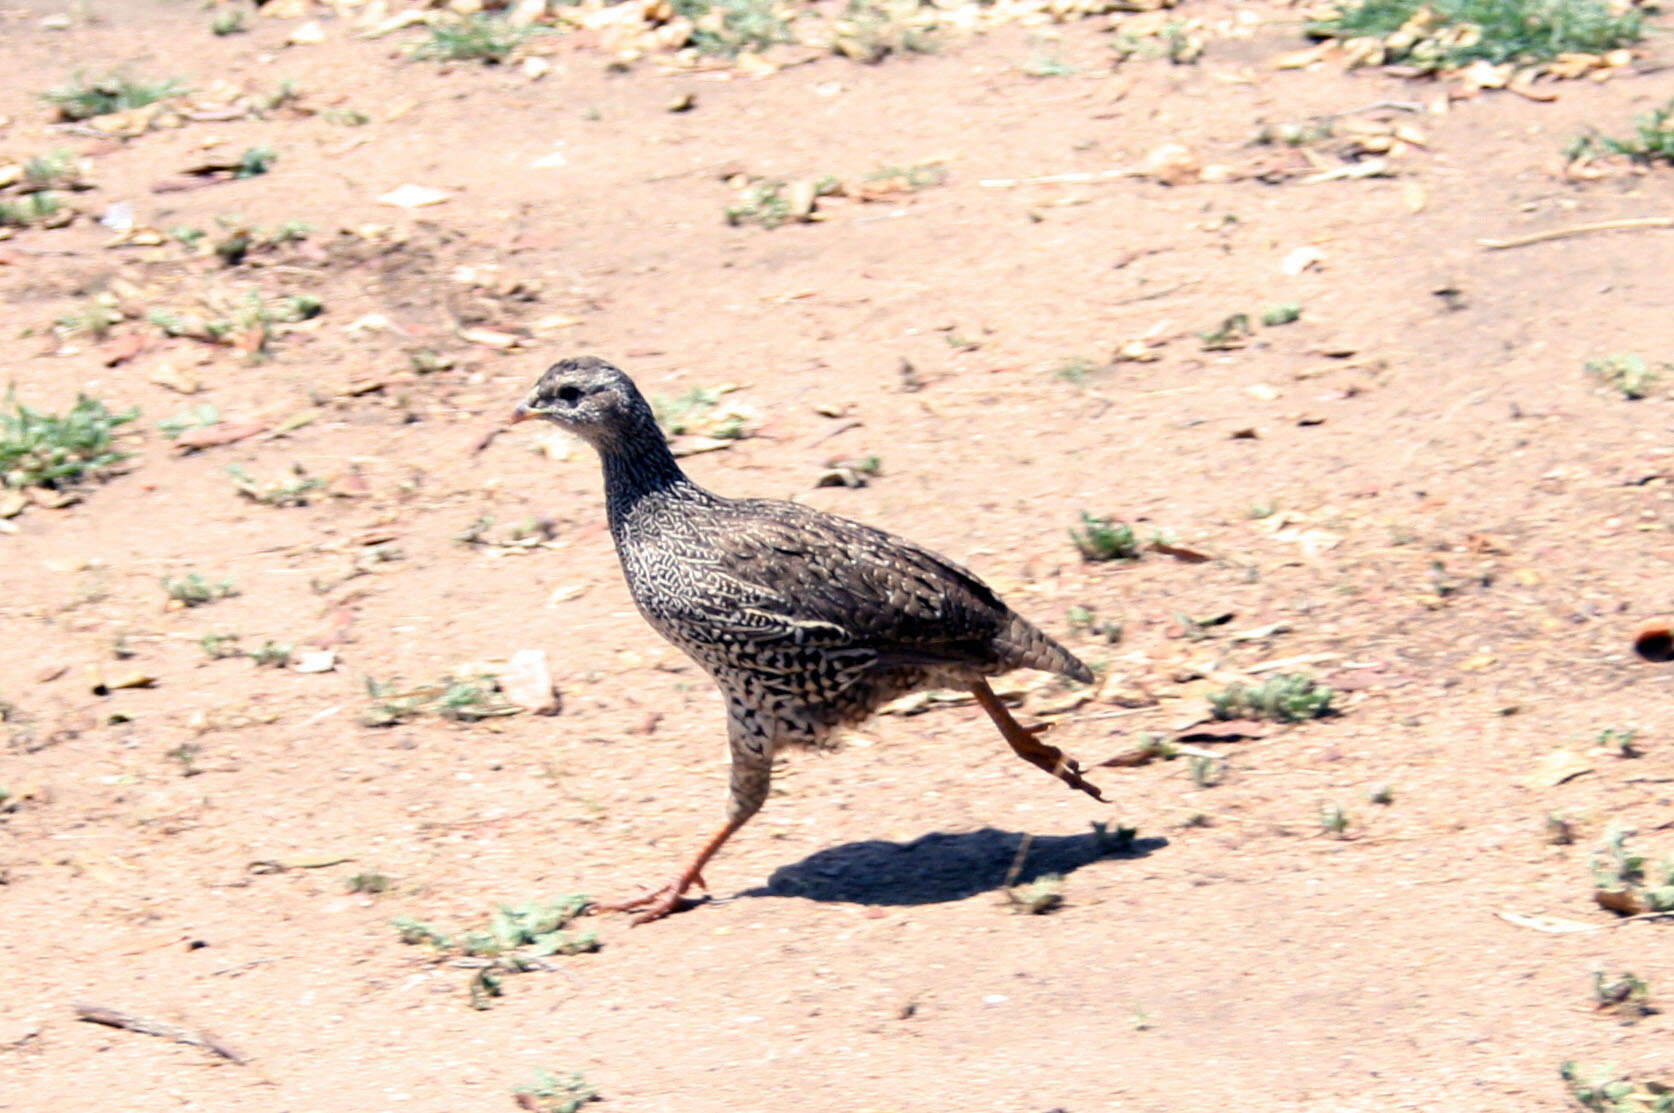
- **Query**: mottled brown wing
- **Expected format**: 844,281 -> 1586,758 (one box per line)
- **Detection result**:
710,497 -> 1084,678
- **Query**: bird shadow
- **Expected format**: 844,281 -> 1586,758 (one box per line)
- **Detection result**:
738,825 -> 1165,907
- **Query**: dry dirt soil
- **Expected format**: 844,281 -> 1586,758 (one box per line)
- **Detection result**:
4,0 -> 1674,1110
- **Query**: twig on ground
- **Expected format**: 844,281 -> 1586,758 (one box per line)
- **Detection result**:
1479,217 -> 1674,250
74,1002 -> 250,1064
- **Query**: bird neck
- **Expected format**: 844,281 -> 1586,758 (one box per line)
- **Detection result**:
598,429 -> 705,531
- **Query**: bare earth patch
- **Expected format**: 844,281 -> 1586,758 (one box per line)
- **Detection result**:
2,0 -> 1673,1109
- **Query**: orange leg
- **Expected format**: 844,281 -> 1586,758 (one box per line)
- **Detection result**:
595,814 -> 751,925
970,679 -> 1104,801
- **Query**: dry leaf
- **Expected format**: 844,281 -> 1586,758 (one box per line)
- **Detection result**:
377,184 -> 451,209
1529,749 -> 1591,787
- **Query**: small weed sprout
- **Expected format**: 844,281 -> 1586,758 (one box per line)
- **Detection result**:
1189,754 -> 1225,787
0,190 -> 66,229
199,632 -> 242,659
1007,873 -> 1065,914
1199,313 -> 1253,351
1020,51 -> 1077,77
211,8 -> 246,35
42,71 -> 186,120
1319,801 -> 1350,837
1586,354 -> 1661,400
1,393 -> 137,492
1209,672 -> 1334,722
1367,782 -> 1394,805
1261,303 -> 1303,326
362,673 -> 522,726
249,641 -> 293,668
413,12 -> 536,63
1592,969 -> 1654,1023
651,386 -> 753,439
1591,825 -> 1674,914
396,897 -> 598,1008
163,573 -> 238,608
227,464 -> 324,507
347,871 -> 392,894
1561,1061 -> 1673,1112
167,742 -> 202,777
1571,98 -> 1674,166
725,180 -> 792,228
1070,512 -> 1140,562
157,405 -> 221,440
52,293 -> 124,340
515,1070 -> 600,1113
235,146 -> 276,179
1052,356 -> 1097,385
1595,728 -> 1641,758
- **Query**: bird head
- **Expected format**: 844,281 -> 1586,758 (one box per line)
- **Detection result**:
512,356 -> 658,451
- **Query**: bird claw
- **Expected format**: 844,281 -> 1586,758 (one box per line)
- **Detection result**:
596,877 -> 708,925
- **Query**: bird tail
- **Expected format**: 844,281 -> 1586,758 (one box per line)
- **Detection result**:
998,613 -> 1094,684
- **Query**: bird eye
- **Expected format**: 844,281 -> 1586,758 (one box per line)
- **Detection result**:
557,384 -> 582,404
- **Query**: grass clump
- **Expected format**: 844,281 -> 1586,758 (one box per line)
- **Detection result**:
0,393 -> 137,492
1209,672 -> 1334,722
1307,0 -> 1643,71
1561,1061 -> 1673,1112
42,71 -> 186,120
1586,353 -> 1661,400
515,1070 -> 600,1113
1069,512 -> 1140,561
413,13 -> 535,63
395,896 -> 599,1009
362,673 -> 522,726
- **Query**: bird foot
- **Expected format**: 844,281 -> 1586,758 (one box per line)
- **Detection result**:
595,873 -> 709,926
969,682 -> 1105,802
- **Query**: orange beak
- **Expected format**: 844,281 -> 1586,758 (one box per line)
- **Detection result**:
509,403 -> 535,425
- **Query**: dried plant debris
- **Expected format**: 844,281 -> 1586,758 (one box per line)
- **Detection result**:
394,896 -> 599,1009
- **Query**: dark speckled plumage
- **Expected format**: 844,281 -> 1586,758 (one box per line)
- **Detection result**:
514,356 -> 1101,922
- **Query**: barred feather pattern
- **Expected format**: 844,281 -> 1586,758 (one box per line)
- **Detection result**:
519,356 -> 1091,819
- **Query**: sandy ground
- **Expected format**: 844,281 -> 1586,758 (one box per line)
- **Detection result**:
3,0 -> 1674,1109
